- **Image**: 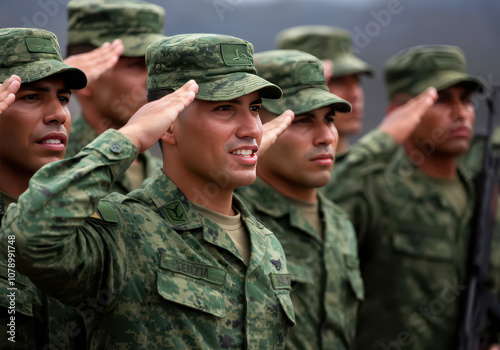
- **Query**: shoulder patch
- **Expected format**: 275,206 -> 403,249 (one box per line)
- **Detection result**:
160,200 -> 190,225
95,201 -> 118,223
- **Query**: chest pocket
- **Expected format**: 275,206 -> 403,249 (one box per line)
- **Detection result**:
156,255 -> 226,317
0,263 -> 35,317
392,226 -> 454,262
286,261 -> 313,291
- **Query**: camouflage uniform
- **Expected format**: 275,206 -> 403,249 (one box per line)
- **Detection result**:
1,34 -> 295,349
323,46 -> 488,349
0,28 -> 87,349
66,0 -> 165,194
237,180 -> 363,350
65,115 -> 161,194
236,50 -> 361,349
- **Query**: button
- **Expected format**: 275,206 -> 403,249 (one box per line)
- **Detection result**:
156,63 -> 162,72
110,142 -> 123,154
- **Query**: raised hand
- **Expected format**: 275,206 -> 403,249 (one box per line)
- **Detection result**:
64,39 -> 124,86
260,110 -> 294,155
379,87 -> 438,144
119,80 -> 198,153
0,75 -> 21,114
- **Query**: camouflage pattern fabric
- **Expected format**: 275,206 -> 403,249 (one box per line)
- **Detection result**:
321,129 -> 478,349
146,34 -> 282,101
236,179 -> 363,349
67,0 -> 165,57
276,25 -> 374,78
0,27 -> 86,88
384,45 -> 483,100
65,115 -> 162,195
1,129 -> 295,349
0,192 -> 86,350
253,50 -> 351,116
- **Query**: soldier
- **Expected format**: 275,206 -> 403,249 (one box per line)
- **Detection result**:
1,33 -> 296,349
235,49 -> 364,349
323,45 -> 493,349
277,25 -> 374,154
65,0 -> 165,193
0,27 -> 87,349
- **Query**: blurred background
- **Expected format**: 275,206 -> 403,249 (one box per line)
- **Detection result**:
2,0 -> 500,146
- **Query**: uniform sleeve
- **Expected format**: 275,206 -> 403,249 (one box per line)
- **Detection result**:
323,129 -> 397,243
0,129 -> 138,307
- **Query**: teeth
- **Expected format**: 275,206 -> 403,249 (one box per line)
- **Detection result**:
232,149 -> 253,157
42,139 -> 62,144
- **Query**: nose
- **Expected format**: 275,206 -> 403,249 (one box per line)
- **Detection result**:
43,96 -> 69,125
314,121 -> 337,147
235,109 -> 263,142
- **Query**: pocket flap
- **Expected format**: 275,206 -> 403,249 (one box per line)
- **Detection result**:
286,261 -> 313,284
392,233 -> 453,261
344,254 -> 364,301
277,293 -> 296,326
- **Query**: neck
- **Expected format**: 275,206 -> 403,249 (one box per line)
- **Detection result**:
79,100 -> 123,135
0,164 -> 32,199
403,142 -> 459,179
336,136 -> 350,154
257,171 -> 317,203
163,165 -> 236,216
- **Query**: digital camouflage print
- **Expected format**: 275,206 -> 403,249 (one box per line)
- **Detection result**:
65,115 -> 162,195
0,27 -> 86,87
322,130 -> 477,349
67,0 -> 165,57
146,34 -> 282,101
237,179 -> 363,350
1,130 -> 295,349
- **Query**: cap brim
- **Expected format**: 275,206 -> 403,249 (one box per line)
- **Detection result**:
414,71 -> 484,95
332,55 -> 374,78
194,72 -> 282,101
263,87 -> 352,116
91,33 -> 165,57
0,59 -> 87,90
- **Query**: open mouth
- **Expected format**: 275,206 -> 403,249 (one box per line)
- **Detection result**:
231,149 -> 256,158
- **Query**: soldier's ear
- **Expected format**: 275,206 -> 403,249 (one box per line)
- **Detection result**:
160,125 -> 176,145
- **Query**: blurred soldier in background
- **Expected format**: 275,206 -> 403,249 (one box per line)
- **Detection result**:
324,45 -> 498,349
64,0 -> 165,193
277,25 -> 374,154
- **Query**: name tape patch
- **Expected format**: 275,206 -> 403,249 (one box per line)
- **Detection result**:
161,255 -> 226,285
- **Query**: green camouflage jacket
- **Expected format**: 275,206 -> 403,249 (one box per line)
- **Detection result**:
236,179 -> 363,350
1,130 -> 295,349
66,115 -> 162,194
323,129 -> 477,349
0,192 -> 86,350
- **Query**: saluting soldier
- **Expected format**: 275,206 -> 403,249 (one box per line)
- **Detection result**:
324,45 -> 494,349
65,0 -> 165,193
236,49 -> 364,350
0,27 -> 87,349
277,25 -> 374,154
1,33 -> 296,349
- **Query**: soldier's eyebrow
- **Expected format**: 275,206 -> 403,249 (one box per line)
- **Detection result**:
18,84 -> 71,95
296,112 -> 316,119
250,98 -> 262,105
215,98 -> 262,105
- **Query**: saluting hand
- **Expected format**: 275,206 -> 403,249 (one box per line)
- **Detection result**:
260,110 -> 294,155
379,87 -> 438,144
119,80 -> 198,153
0,75 -> 21,114
64,39 -> 124,86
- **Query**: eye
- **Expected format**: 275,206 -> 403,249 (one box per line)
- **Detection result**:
462,95 -> 473,104
293,117 -> 312,124
325,115 -> 335,123
215,105 -> 233,112
21,94 -> 39,100
250,104 -> 261,112
59,95 -> 70,104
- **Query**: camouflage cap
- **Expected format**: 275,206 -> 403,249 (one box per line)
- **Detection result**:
254,50 -> 351,116
276,25 -> 374,78
146,34 -> 282,101
0,28 -> 87,89
384,45 -> 483,99
67,0 -> 165,57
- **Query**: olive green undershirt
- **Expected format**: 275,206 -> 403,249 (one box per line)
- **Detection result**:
0,191 -> 17,208
126,159 -> 146,191
428,176 -> 468,217
285,196 -> 324,240
191,202 -> 251,266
